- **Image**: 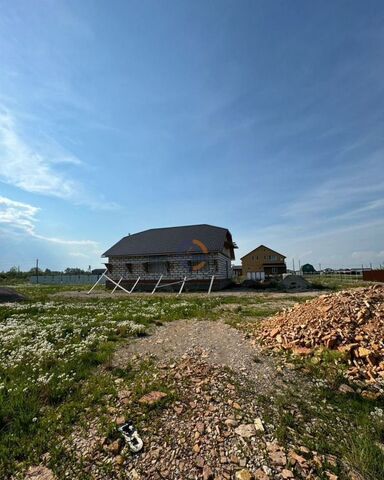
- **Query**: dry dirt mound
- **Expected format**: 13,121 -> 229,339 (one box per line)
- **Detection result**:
256,285 -> 384,389
0,287 -> 26,303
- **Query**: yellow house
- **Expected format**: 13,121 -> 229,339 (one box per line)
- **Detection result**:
241,245 -> 286,279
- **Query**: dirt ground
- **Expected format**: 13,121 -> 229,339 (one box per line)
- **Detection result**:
113,319 -> 290,394
66,317 -> 340,480
64,318 -> 318,480
52,302 -> 378,480
53,289 -> 323,299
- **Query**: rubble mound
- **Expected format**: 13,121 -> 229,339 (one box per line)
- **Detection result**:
279,274 -> 310,292
256,285 -> 384,387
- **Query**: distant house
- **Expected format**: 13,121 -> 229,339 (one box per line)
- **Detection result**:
102,224 -> 237,291
232,265 -> 243,278
91,268 -> 106,275
241,245 -> 286,280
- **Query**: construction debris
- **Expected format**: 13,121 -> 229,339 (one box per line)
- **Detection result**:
62,350 -> 344,479
279,274 -> 310,292
255,285 -> 384,390
25,466 -> 56,480
138,391 -> 167,405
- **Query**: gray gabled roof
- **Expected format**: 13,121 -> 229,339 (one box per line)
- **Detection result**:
102,224 -> 237,258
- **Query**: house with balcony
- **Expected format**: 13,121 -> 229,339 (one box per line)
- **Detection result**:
241,245 -> 286,280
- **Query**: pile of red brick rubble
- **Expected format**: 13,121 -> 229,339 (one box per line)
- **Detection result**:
256,285 -> 384,390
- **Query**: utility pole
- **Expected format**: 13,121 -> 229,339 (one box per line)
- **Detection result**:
36,258 -> 39,284
292,258 -> 295,274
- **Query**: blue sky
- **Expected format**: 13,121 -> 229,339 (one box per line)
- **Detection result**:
0,0 -> 383,271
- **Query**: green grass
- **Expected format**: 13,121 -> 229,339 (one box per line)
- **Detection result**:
1,284 -> 382,479
5,283 -> 102,301
0,287 -> 234,477
251,348 -> 384,480
304,275 -> 372,291
254,378 -> 384,479
3,285 -> 288,477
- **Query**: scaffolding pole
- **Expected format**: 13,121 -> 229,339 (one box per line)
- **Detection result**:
129,276 -> 140,294
207,275 -> 215,295
104,274 -> 131,294
151,275 -> 163,295
111,276 -> 123,294
177,277 -> 187,296
87,270 -> 107,294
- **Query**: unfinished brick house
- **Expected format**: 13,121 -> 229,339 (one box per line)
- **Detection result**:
102,224 -> 237,291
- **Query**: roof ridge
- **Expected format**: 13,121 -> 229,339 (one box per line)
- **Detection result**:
123,224 -> 227,238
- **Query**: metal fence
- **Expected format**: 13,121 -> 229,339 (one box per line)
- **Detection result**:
301,272 -> 363,282
29,274 -> 106,285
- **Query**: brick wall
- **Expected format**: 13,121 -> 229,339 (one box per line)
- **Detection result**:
106,252 -> 232,282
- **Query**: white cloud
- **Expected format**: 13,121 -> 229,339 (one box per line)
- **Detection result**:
0,109 -> 119,211
0,110 -> 79,199
0,195 -> 98,250
0,195 -> 39,233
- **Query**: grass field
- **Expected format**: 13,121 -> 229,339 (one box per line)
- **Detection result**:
304,274 -> 370,290
0,288 -> 230,476
0,282 -> 383,478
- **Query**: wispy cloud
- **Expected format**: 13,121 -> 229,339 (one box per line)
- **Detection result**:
0,109 -> 119,210
0,195 -> 98,250
0,110 -> 79,199
283,151 -> 384,223
0,195 -> 39,232
351,250 -> 384,262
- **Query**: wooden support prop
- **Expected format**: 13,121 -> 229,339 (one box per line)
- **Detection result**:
151,275 -> 163,295
111,276 -> 123,294
207,275 -> 215,295
129,276 -> 140,294
87,269 -> 107,294
157,279 -> 185,289
104,274 -> 131,294
177,276 -> 187,296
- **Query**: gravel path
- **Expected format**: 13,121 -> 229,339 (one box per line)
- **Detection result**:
113,319 -> 288,394
56,319 -> 334,480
